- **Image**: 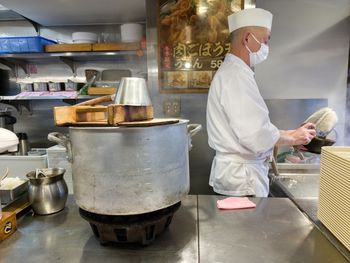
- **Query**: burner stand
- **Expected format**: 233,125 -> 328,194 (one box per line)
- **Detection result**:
79,202 -> 181,245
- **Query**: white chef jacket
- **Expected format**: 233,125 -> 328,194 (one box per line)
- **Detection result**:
206,53 -> 280,197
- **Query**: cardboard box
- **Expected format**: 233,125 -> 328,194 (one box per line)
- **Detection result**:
0,211 -> 17,241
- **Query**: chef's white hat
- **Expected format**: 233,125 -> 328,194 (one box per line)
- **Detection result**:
228,8 -> 273,33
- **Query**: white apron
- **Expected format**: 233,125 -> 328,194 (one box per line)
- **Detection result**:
209,152 -> 271,197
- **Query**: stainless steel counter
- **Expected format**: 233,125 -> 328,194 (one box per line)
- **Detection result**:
198,196 -> 348,263
268,164 -> 350,261
0,195 -> 198,263
0,195 -> 348,263
272,173 -> 320,198
293,198 -> 350,262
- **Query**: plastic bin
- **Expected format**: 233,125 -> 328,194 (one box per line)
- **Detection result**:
0,154 -> 47,180
0,36 -> 57,54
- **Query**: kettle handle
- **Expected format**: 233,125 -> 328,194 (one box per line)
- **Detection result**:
48,132 -> 73,163
187,124 -> 202,138
187,124 -> 202,151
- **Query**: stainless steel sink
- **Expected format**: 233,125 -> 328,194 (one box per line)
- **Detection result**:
269,163 -> 320,198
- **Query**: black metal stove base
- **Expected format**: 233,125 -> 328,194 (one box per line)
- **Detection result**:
79,202 -> 181,245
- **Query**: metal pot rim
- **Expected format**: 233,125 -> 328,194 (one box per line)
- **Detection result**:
26,168 -> 66,185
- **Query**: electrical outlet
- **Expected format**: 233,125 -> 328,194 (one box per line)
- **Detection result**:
163,98 -> 181,117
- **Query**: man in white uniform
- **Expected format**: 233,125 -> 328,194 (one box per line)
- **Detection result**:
207,8 -> 316,197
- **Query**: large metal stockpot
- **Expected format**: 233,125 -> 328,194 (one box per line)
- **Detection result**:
48,120 -> 201,215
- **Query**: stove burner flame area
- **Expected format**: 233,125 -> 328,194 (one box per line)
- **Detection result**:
79,202 -> 181,245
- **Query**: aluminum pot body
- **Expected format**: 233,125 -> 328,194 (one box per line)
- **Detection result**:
27,168 -> 68,215
69,120 -> 193,215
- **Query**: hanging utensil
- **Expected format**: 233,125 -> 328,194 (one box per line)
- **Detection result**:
270,146 -> 280,176
1,167 -> 9,182
293,146 -> 305,160
35,168 -> 47,179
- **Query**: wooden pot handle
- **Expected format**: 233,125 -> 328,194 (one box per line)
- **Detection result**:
76,95 -> 114,106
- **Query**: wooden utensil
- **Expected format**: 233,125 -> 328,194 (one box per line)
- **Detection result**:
54,93 -> 111,126
118,118 -> 178,127
54,105 -> 108,126
107,105 -> 153,125
76,94 -> 115,106
54,104 -> 154,126
270,156 -> 280,176
53,94 -> 115,125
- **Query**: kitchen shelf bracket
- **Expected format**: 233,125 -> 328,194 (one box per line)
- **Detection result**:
0,58 -> 29,78
0,100 -> 33,115
0,58 -> 16,77
21,15 -> 40,35
59,57 -> 77,77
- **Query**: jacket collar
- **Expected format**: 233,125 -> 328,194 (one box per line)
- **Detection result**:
224,53 -> 254,75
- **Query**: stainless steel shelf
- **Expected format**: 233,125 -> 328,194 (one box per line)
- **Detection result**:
0,51 -> 138,59
0,95 -> 96,100
0,51 -> 142,77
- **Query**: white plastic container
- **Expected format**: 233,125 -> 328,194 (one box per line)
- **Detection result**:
0,155 -> 47,180
33,82 -> 47,91
120,23 -> 143,42
19,82 -> 33,92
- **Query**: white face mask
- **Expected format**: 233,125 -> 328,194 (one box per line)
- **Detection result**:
245,33 -> 269,67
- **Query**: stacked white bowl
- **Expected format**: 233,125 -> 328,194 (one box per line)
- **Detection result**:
72,32 -> 98,44
120,23 -> 143,42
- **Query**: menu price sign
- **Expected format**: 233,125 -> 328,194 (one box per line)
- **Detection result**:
158,0 -> 243,93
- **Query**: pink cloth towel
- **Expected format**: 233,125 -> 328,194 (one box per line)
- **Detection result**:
217,197 -> 256,210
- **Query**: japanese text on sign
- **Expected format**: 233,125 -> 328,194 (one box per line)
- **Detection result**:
172,42 -> 230,58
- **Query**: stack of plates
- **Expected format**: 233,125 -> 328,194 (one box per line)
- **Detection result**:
318,146 -> 350,250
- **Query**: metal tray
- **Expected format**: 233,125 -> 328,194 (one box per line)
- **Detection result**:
0,180 -> 29,204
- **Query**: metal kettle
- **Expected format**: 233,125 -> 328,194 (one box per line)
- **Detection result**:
26,168 -> 68,215
16,133 -> 29,155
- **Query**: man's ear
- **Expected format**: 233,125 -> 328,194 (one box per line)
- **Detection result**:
242,31 -> 250,46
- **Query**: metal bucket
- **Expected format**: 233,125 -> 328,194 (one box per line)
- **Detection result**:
48,120 -> 201,215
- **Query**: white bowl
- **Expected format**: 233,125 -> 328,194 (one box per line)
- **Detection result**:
72,39 -> 97,44
120,23 -> 143,42
72,32 -> 98,43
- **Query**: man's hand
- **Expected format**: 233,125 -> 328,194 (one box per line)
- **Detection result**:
278,122 -> 316,146
290,122 -> 316,145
